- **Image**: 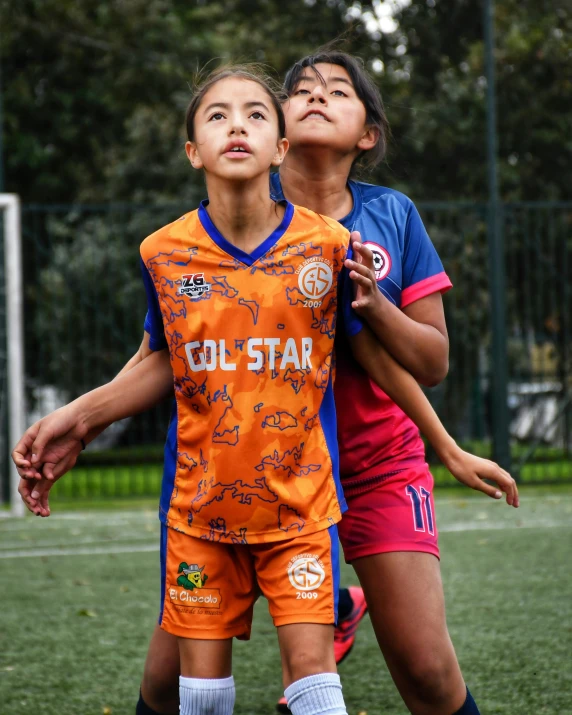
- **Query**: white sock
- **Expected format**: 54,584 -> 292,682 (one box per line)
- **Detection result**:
179,675 -> 235,715
284,673 -> 347,715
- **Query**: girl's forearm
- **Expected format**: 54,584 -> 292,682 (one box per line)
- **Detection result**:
362,297 -> 448,386
83,332 -> 156,445
74,349 -> 174,431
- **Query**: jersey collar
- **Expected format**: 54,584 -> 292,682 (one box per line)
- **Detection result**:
269,173 -> 361,230
198,198 -> 294,267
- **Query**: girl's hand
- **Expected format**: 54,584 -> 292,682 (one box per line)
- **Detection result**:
17,440 -> 83,516
12,405 -> 88,479
345,232 -> 383,315
18,476 -> 54,517
442,447 -> 519,507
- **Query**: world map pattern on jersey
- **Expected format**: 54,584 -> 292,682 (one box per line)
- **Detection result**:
141,203 -> 353,544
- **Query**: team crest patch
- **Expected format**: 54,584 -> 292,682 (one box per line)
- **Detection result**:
296,257 -> 333,306
179,273 -> 210,297
363,242 -> 391,281
287,553 -> 326,592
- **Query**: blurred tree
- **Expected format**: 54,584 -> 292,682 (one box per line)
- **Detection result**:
2,0 -> 374,202
374,0 -> 572,200
2,0 -> 216,202
3,0 -> 570,203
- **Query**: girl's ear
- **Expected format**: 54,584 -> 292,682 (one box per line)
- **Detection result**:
271,137 -> 289,167
356,125 -> 380,153
272,139 -> 290,166
186,141 -> 203,170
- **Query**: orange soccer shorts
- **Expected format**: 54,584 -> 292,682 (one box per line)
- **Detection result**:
159,523 -> 341,640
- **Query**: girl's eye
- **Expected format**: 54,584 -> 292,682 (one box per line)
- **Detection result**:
294,89 -> 310,95
331,90 -> 347,97
209,112 -> 224,121
250,111 -> 265,120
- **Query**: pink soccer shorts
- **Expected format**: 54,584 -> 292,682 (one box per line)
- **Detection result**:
337,464 -> 440,563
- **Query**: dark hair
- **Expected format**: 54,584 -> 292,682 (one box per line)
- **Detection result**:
283,49 -> 390,173
185,64 -> 287,143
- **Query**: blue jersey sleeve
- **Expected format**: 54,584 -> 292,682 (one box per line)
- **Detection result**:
140,258 -> 168,351
401,202 -> 452,307
338,244 -> 364,337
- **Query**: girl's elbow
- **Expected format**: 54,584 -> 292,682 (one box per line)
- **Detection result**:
422,357 -> 449,387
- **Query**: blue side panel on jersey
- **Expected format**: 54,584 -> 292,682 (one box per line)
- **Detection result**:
338,266 -> 364,337
140,258 -> 168,351
198,199 -> 294,266
319,373 -> 347,514
158,523 -> 168,624
160,400 -> 178,519
328,523 -> 341,624
269,172 -> 285,201
143,310 -> 152,334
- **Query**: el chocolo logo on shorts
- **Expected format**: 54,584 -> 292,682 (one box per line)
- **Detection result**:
287,553 -> 326,592
296,257 -> 333,307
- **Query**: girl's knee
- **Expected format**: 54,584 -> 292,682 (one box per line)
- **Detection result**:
402,652 -> 462,704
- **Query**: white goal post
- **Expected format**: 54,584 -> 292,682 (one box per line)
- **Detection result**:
1,194 -> 25,516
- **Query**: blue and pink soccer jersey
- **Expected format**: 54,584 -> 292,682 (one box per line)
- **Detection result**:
271,175 -> 451,561
271,174 -> 452,485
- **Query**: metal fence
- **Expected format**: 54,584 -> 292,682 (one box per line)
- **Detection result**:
2,198 -> 571,502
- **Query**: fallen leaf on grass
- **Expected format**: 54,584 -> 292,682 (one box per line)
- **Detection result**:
103,707 -> 112,714
77,609 -> 97,617
73,579 -> 91,586
120,585 -> 130,593
1,666 -> 15,672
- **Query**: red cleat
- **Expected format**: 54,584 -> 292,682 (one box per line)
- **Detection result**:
276,695 -> 290,714
334,585 -> 368,664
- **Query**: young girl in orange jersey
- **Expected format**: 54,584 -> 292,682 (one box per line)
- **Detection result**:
13,65 -> 516,715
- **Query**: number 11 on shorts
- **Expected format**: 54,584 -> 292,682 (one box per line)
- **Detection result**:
406,485 -> 434,535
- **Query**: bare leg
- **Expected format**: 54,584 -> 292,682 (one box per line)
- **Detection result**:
178,637 -> 233,678
140,625 -> 180,715
277,623 -> 337,688
353,552 -> 467,715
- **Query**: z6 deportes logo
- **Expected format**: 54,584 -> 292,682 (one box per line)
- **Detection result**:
287,553 -> 326,599
179,273 -> 210,298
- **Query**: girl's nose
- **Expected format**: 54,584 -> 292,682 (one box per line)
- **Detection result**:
309,86 -> 327,104
229,122 -> 247,135
229,111 -> 247,134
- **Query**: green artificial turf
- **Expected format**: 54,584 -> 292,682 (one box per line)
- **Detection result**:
1,488 -> 571,714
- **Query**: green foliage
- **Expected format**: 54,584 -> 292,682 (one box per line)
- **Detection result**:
3,0 -> 570,203
373,0 -> 572,200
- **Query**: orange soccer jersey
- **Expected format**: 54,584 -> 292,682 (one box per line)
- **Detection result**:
140,200 -> 362,544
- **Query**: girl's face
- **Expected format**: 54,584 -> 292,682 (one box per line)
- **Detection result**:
283,63 -> 378,160
186,77 -> 288,181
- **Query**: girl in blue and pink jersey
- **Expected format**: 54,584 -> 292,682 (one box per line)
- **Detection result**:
269,49 -> 518,715
14,52 -> 518,715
